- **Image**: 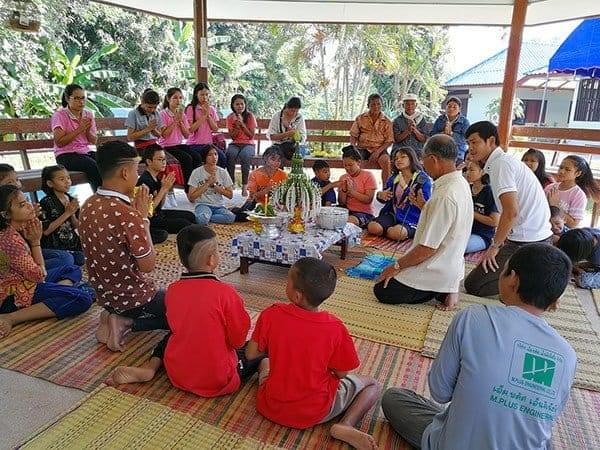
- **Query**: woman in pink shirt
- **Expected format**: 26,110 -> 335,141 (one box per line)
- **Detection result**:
185,82 -> 227,168
51,84 -> 102,191
159,87 -> 202,184
338,146 -> 377,228
226,94 -> 257,197
545,155 -> 600,228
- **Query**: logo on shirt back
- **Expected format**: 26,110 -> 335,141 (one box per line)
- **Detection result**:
522,353 -> 555,387
508,340 -> 564,399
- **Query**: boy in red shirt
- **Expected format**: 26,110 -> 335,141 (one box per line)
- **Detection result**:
246,258 -> 381,450
107,225 -> 263,397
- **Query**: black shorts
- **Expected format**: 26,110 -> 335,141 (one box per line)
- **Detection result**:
372,213 -> 417,239
357,148 -> 388,160
349,211 -> 375,228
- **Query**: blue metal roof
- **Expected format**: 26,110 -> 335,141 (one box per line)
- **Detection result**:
445,41 -> 560,87
549,18 -> 600,78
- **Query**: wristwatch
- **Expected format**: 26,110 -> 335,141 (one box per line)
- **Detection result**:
490,238 -> 504,249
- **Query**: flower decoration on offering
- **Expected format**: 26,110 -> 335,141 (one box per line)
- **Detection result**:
271,149 -> 321,227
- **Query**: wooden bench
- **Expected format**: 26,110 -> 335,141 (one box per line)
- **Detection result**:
0,117 -> 363,193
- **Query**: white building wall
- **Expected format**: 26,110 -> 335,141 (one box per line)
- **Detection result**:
463,86 -> 572,126
463,87 -> 500,123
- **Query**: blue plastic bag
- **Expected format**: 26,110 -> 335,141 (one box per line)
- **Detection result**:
345,253 -> 397,280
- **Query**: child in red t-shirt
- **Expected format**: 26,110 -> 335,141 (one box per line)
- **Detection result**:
246,257 -> 381,449
107,225 -> 263,397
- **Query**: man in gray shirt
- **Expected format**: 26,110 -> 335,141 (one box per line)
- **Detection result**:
392,93 -> 429,158
382,243 -> 576,450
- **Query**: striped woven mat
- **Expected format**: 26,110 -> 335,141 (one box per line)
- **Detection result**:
116,340 -> 430,450
20,351 -> 600,450
361,234 -> 485,263
21,387 -> 284,450
0,306 -> 258,393
224,264 -> 434,351
421,285 -> 600,392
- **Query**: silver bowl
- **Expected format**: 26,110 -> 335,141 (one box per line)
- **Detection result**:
247,213 -> 290,239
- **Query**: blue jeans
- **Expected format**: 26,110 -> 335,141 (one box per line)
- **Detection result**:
226,143 -> 255,185
194,204 -> 235,225
0,264 -> 93,319
465,234 -> 488,254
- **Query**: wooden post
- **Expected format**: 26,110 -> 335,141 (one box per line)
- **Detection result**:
498,0 -> 528,150
193,0 -> 208,83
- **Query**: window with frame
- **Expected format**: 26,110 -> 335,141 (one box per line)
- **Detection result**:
574,78 -> 600,122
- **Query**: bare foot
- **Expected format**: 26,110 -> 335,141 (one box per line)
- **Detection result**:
0,316 -> 13,339
436,292 -> 459,311
107,314 -> 133,352
106,366 -> 156,386
96,310 -> 110,344
330,424 -> 378,450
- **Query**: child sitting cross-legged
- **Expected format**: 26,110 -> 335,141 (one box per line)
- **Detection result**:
382,243 -> 576,449
245,257 -> 381,450
107,225 -> 264,396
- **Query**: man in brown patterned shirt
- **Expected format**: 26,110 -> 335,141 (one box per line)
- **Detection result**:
80,141 -> 166,352
349,93 -> 394,185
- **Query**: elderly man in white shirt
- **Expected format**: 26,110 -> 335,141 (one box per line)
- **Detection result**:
375,134 -> 473,310
463,121 -> 552,297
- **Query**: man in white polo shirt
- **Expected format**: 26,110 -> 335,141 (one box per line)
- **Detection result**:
374,134 -> 473,310
464,121 -> 552,297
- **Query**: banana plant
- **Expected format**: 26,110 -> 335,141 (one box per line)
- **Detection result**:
41,41 -> 129,116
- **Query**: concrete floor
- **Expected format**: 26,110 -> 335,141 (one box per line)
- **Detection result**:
0,368 -> 85,449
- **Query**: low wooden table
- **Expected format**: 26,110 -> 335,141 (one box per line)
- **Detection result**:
231,223 -> 362,274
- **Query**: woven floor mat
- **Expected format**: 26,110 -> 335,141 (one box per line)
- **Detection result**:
0,306 -> 166,392
361,234 -> 485,263
21,387 -> 284,450
224,264 -> 434,351
0,305 -> 260,392
421,285 -> 600,392
117,340 -> 430,450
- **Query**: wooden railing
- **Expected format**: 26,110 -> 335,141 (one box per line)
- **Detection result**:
509,126 -> 600,157
0,117 -> 355,171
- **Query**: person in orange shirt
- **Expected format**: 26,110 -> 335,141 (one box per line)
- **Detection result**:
232,146 -> 288,220
349,93 -> 394,185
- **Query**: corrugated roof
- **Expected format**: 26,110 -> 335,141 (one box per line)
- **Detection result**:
445,41 -> 560,87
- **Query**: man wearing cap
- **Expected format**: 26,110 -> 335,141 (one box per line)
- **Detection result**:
392,93 -> 429,158
431,96 -> 470,165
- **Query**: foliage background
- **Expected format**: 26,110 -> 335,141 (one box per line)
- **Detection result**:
0,0 -> 451,122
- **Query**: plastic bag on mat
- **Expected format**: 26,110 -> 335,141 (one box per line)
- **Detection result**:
345,253 -> 397,280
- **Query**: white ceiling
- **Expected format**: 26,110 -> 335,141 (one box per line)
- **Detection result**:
92,0 -> 600,25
